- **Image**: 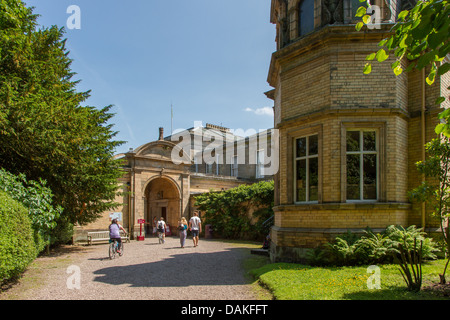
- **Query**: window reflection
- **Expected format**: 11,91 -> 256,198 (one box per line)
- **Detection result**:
295,134 -> 319,202
299,0 -> 315,36
346,130 -> 377,201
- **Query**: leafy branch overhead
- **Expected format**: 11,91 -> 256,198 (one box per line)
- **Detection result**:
356,0 -> 449,83
356,0 -> 450,137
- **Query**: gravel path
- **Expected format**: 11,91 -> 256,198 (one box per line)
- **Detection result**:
1,237 -> 263,300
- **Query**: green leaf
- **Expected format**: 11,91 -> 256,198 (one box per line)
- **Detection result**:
378,39 -> 388,47
398,10 -> 409,20
438,42 -> 450,58
366,53 -> 376,61
363,63 -> 372,74
355,21 -> 364,31
391,60 -> 400,69
437,62 -> 450,76
435,123 -> 445,134
435,97 -> 446,105
428,30 -> 447,51
426,70 -> 436,85
356,6 -> 367,17
438,108 -> 450,120
375,49 -> 389,62
417,50 -> 436,69
362,14 -> 371,24
393,65 -> 403,76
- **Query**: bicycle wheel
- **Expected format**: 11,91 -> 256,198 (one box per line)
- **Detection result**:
109,241 -> 116,260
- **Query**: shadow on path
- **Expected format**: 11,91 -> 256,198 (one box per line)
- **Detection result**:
92,247 -> 250,288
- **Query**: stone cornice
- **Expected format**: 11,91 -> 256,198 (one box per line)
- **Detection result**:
275,107 -> 410,129
267,24 -> 395,87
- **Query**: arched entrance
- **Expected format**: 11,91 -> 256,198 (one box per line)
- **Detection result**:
145,177 -> 181,236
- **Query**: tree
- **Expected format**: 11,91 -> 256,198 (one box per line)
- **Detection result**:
356,0 -> 449,130
0,0 -> 125,232
409,137 -> 450,283
356,0 -> 449,83
356,0 -> 450,283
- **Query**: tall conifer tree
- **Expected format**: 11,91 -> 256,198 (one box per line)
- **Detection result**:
0,0 -> 125,228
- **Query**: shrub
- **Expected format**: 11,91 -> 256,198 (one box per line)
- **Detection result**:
0,191 -> 37,284
308,225 -> 441,267
50,216 -> 74,245
0,168 -> 61,252
383,225 -> 440,260
194,181 -> 274,240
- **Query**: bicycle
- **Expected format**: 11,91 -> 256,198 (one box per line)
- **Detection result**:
109,239 -> 124,259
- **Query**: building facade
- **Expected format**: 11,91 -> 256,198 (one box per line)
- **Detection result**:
267,0 -> 449,262
74,124 -> 275,241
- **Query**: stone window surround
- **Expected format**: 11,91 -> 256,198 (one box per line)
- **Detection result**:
294,133 -> 319,203
286,124 -> 323,204
285,121 -> 386,204
340,121 -> 387,203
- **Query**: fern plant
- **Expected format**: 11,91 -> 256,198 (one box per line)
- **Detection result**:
355,229 -> 397,264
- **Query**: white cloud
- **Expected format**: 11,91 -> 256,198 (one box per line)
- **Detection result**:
245,107 -> 273,116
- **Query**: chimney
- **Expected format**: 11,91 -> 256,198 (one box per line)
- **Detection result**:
159,127 -> 164,140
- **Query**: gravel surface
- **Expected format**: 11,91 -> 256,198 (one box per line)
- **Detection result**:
1,236 -> 263,300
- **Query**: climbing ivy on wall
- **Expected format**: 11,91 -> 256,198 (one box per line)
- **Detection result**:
194,180 -> 274,240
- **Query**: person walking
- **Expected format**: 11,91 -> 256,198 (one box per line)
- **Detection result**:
189,211 -> 202,247
178,217 -> 188,248
157,217 -> 166,244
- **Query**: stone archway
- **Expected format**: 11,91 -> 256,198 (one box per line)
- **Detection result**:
145,176 -> 181,236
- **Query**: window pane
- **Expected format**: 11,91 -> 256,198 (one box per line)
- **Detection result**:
363,154 -> 377,199
346,154 -> 360,200
309,157 -> 318,201
363,131 -> 376,151
351,0 -> 363,20
347,131 -> 360,152
309,135 -> 318,156
296,137 -> 306,158
299,0 -> 315,36
296,159 -> 306,202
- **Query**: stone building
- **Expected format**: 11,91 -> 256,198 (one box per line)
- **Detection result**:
266,0 -> 449,262
74,123 -> 275,241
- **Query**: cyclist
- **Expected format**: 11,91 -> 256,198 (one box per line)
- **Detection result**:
109,218 -> 127,254
157,217 -> 166,244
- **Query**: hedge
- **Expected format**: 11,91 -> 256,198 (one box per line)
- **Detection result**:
0,190 -> 37,284
194,180 -> 274,240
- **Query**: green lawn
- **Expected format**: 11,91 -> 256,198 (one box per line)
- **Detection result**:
250,259 -> 449,300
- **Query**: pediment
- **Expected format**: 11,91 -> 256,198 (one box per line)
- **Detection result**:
134,140 -> 191,164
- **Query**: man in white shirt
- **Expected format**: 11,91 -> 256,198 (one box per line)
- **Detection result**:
157,217 -> 166,243
189,211 -> 202,247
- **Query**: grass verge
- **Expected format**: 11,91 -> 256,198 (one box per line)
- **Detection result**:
249,259 -> 450,300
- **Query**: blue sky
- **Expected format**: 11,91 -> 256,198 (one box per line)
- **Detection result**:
24,0 -> 276,154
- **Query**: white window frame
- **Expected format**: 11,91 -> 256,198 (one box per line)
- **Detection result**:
345,129 -> 379,202
294,134 -> 319,203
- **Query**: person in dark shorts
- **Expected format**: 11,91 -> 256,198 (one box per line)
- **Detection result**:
189,211 -> 202,247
